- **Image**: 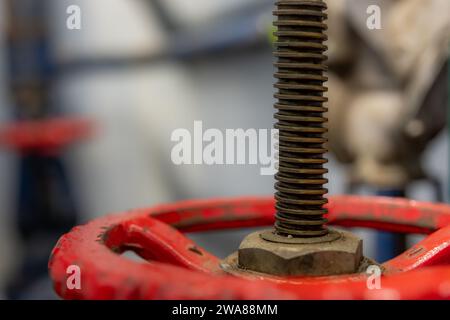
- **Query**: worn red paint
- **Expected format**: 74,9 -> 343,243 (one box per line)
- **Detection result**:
49,196 -> 450,300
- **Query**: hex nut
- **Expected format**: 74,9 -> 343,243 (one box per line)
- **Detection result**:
238,229 -> 363,276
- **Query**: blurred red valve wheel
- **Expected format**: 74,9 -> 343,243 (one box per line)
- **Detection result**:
49,195 -> 450,300
0,117 -> 94,154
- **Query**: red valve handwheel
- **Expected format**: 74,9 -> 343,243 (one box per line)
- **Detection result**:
0,117 -> 94,154
49,196 -> 450,300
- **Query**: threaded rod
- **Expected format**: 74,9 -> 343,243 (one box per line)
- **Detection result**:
273,0 -> 329,238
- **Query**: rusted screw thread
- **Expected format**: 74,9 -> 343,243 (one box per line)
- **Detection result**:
273,0 -> 329,238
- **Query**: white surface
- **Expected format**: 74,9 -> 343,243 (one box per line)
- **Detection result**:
47,0 -> 167,60
160,0 -> 264,27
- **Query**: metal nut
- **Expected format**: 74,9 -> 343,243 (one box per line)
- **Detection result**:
238,229 -> 363,276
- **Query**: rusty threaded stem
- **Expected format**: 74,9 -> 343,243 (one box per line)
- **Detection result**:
273,0 -> 329,238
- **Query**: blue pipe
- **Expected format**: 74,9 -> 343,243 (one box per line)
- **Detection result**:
375,189 -> 407,262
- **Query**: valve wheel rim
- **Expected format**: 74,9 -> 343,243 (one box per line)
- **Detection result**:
49,195 -> 450,300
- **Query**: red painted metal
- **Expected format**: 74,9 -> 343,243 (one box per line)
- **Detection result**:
49,196 -> 450,300
0,117 -> 94,154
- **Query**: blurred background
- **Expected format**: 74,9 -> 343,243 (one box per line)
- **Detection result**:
0,0 -> 448,299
